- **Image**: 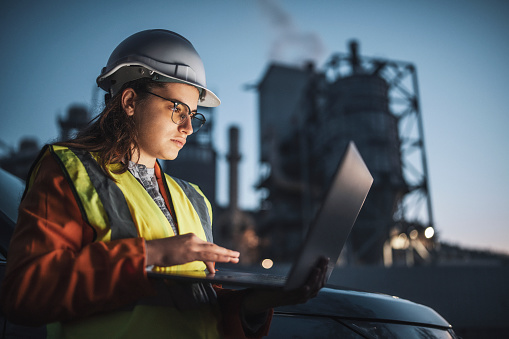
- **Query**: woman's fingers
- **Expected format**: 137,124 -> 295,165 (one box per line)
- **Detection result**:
303,257 -> 329,298
146,233 -> 239,268
191,238 -> 240,263
204,261 -> 216,274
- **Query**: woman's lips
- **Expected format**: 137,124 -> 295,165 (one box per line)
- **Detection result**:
171,138 -> 186,148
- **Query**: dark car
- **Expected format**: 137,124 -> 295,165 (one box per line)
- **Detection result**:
267,286 -> 458,338
0,167 -> 458,338
0,166 -> 24,259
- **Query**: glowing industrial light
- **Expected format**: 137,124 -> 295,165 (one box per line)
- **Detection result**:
391,233 -> 409,250
261,259 -> 273,269
424,227 -> 435,239
409,229 -> 419,240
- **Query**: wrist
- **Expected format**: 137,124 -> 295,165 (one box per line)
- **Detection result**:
145,239 -> 158,267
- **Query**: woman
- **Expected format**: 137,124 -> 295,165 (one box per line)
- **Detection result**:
0,29 -> 326,338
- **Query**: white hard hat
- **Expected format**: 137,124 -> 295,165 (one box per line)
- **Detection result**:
97,29 -> 220,107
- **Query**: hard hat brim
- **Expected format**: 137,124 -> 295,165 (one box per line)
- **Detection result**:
97,63 -> 221,108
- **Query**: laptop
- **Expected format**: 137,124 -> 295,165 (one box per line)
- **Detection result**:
147,141 -> 373,290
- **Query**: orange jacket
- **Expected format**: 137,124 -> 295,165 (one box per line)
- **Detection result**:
0,152 -> 271,338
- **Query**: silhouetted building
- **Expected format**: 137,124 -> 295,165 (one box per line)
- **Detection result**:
58,105 -> 90,141
0,105 -> 92,180
0,138 -> 40,181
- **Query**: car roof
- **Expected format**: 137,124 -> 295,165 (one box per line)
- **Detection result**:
274,286 -> 451,328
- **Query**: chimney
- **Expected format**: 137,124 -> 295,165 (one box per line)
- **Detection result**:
227,126 -> 241,211
349,40 -> 362,74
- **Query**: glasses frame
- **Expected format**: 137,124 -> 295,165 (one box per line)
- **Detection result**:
141,90 -> 206,133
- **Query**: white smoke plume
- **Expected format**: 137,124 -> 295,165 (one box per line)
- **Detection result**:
257,0 -> 328,66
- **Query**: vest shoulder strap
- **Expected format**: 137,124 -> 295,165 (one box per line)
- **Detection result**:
49,145 -> 138,241
169,176 -> 213,243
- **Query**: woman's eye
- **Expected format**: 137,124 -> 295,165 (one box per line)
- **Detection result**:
173,105 -> 182,114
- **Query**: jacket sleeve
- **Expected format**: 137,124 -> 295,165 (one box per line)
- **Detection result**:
0,154 -> 156,326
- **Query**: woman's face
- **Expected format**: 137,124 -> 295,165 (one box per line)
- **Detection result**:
124,82 -> 200,166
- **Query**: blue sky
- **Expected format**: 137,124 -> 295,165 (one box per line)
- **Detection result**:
1,0 -> 508,254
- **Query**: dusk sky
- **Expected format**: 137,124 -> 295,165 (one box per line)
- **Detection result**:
1,0 -> 508,254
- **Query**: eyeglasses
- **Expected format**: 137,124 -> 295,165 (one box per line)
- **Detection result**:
142,91 -> 206,133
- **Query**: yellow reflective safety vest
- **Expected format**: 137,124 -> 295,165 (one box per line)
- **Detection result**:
38,145 -> 221,339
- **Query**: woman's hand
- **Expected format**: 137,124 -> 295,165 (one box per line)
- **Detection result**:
241,257 -> 329,316
145,233 -> 240,273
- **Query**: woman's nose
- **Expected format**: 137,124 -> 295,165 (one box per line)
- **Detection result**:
179,115 -> 194,135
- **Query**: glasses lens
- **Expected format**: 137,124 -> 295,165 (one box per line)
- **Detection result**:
191,114 -> 205,133
172,103 -> 190,125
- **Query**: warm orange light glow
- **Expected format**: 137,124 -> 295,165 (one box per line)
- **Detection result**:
391,233 -> 409,249
261,259 -> 273,269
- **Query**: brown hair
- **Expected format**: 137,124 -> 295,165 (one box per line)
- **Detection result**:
57,78 -> 166,179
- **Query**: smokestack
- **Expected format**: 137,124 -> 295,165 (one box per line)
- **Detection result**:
349,40 -> 362,74
227,126 -> 241,211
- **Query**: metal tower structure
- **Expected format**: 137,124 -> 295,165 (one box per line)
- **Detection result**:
325,41 -> 434,264
256,41 -> 435,265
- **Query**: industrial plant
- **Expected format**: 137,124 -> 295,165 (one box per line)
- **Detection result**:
256,41 -> 435,266
1,41 -> 506,269
2,39 -> 509,338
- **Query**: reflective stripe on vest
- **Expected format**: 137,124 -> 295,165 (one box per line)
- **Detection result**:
172,177 -> 213,244
68,147 -> 139,240
45,145 -> 212,271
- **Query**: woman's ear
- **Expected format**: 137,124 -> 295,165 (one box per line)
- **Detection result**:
121,88 -> 137,116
